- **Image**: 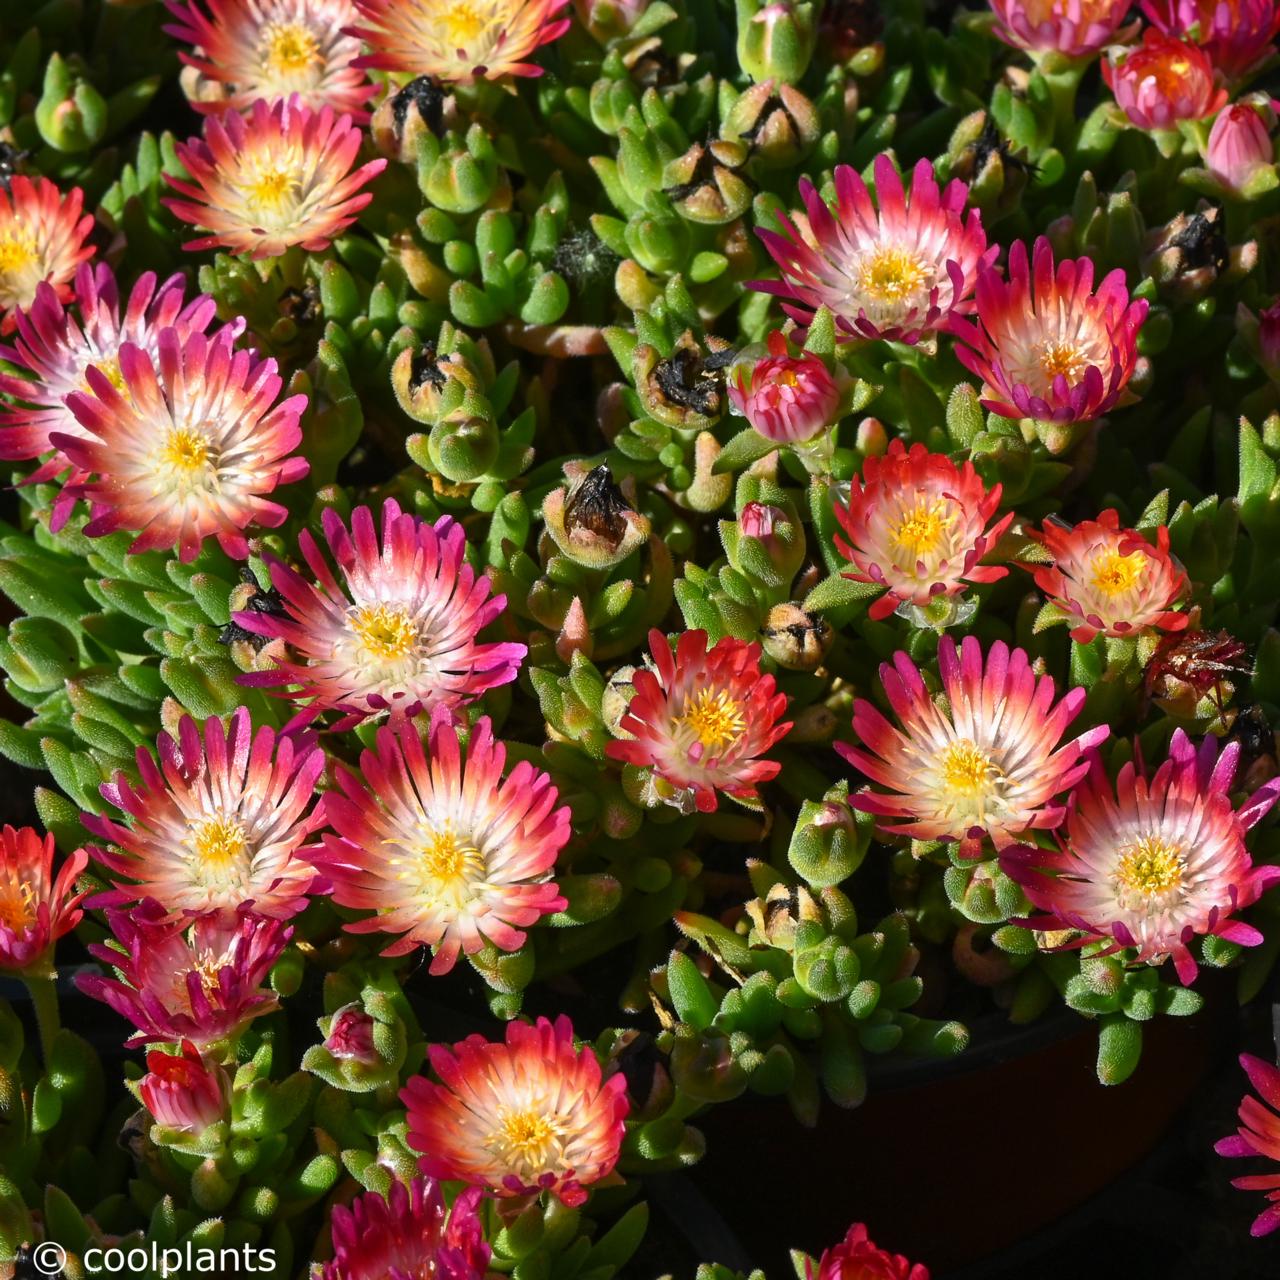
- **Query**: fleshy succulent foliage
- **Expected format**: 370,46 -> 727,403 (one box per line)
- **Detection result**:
2,0 -> 1280,1274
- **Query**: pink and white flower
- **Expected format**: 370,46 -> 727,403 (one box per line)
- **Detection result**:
1205,100 -> 1276,193
752,155 -> 994,344
0,263 -> 220,531
0,825 -> 88,974
401,1014 -> 628,1206
1217,1054 -> 1280,1237
55,325 -> 309,562
727,331 -> 840,444
0,177 -> 94,321
348,0 -> 572,83
233,499 -> 526,730
138,1040 -> 230,1134
839,636 -> 1109,859
1140,0 -> 1280,80
1030,509 -> 1189,643
77,901 -> 289,1048
318,1177 -> 490,1280
165,0 -> 373,117
832,440 -> 1013,623
84,707 -> 324,922
988,0 -> 1134,58
605,629 -> 792,814
164,96 -> 385,259
1001,730 -> 1280,984
314,712 -> 569,975
951,237 -> 1149,424
1103,30 -> 1227,130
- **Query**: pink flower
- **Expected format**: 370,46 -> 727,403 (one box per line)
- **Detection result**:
809,1222 -> 930,1280
0,263 -> 221,532
1001,730 -> 1280,984
988,0 -> 1134,57
1103,30 -> 1227,130
1216,1054 -> 1280,1237
314,711 -> 569,975
77,901 -> 289,1048
951,237 -> 1148,424
84,707 -> 325,922
401,1015 -> 628,1207
1031,509 -> 1189,643
165,0 -> 373,117
138,1040 -> 230,1133
727,332 -> 840,444
1261,300 -> 1280,365
0,826 -> 88,974
164,96 -> 385,259
1206,101 -> 1275,192
1140,0 -> 1280,80
832,440 -> 1013,622
318,1177 -> 490,1280
233,499 -> 525,730
839,636 -> 1109,859
56,325 -> 309,562
348,0 -> 572,82
0,177 -> 94,321
605,629 -> 792,814
325,1007 -> 378,1063
752,155 -> 994,343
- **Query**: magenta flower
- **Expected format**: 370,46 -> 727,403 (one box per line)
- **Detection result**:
318,1177 -> 490,1280
0,263 -> 221,531
402,1015 -> 628,1207
235,498 -> 526,730
77,901 -> 289,1048
951,237 -> 1148,424
809,1221 -> 930,1280
325,1006 -> 378,1063
84,707 -> 325,922
314,711 -> 569,974
1217,1054 -> 1280,1237
839,636 -> 1108,859
56,325 -> 309,562
605,629 -> 792,814
833,439 -> 1012,622
1103,30 -> 1227,130
138,1040 -> 230,1134
752,155 -> 994,343
727,331 -> 840,444
1001,731 -> 1280,984
1140,0 -> 1280,80
0,826 -> 88,975
1206,101 -> 1275,193
1261,301 -> 1280,366
988,0 -> 1134,57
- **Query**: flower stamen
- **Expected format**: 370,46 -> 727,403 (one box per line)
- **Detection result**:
677,688 -> 747,755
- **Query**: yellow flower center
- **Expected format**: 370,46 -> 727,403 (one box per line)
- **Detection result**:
441,2 -> 488,47
350,603 -> 418,661
192,815 -> 247,871
1038,340 -> 1086,383
0,878 -> 37,930
244,167 -> 298,213
416,824 -> 485,886
1115,835 -> 1185,898
940,739 -> 1002,796
260,21 -> 321,75
1090,548 -> 1147,598
0,230 -> 37,276
162,427 -> 211,472
677,688 -> 746,754
83,354 -> 127,395
487,1107 -> 567,1170
858,245 -> 930,302
891,498 -> 955,561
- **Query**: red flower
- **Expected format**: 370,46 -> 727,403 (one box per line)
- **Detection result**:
1103,30 -> 1227,131
0,825 -> 88,975
138,1040 -> 230,1134
727,332 -> 840,445
809,1222 -> 930,1280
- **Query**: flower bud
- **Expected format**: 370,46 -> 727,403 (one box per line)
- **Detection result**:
138,1042 -> 229,1138
760,602 -> 832,671
786,785 -> 867,885
544,463 -> 651,569
635,330 -> 735,432
35,54 -> 109,153
728,331 -> 840,445
325,1007 -> 378,1063
1206,101 -> 1276,196
1103,31 -> 1225,131
371,77 -> 450,162
737,0 -> 818,84
663,139 -> 753,224
854,416 -> 887,457
421,124 -> 504,215
726,502 -> 805,588
302,999 -> 407,1093
721,81 -> 820,170
574,0 -> 649,41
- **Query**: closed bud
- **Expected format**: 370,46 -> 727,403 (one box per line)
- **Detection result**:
737,0 -> 818,84
428,413 -> 499,482
543,463 -> 651,569
1205,99 -> 1276,197
728,332 -> 840,446
787,785 -> 867,885
855,416 -> 887,456
325,1006 -> 378,1064
574,0 -> 651,42
371,76 -> 451,162
422,126 -> 503,214
722,81 -> 820,170
302,1000 -> 406,1093
663,140 -> 753,224
35,54 -> 108,153
727,501 -> 805,587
